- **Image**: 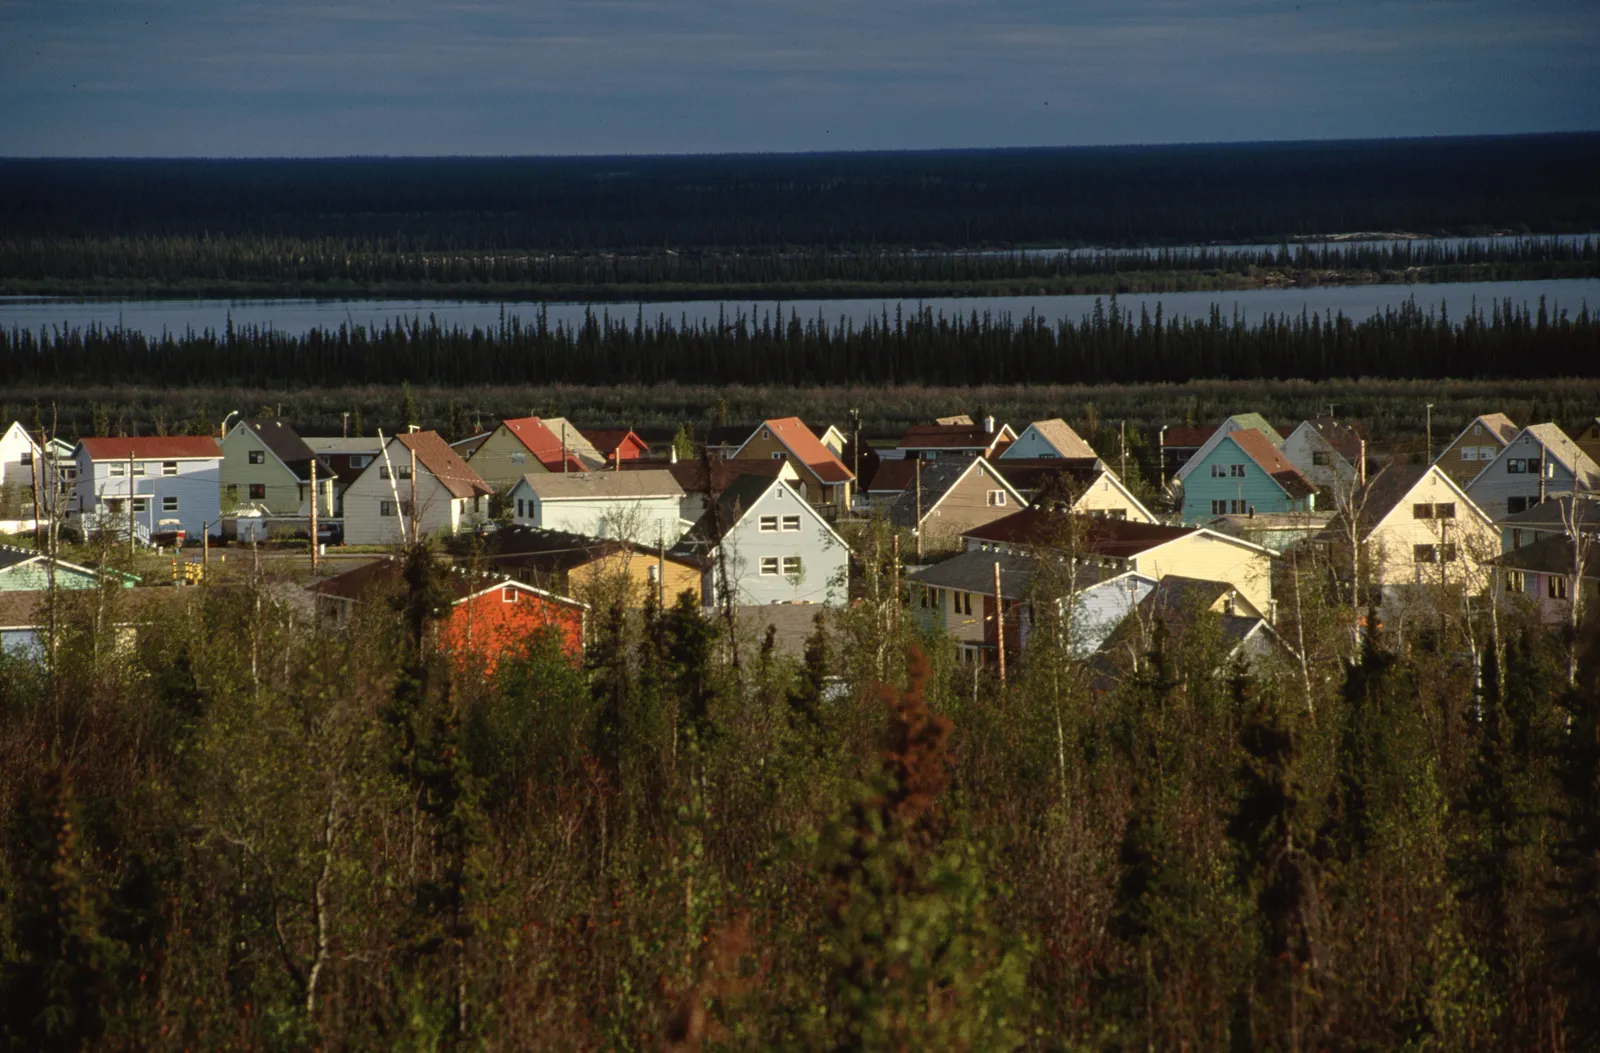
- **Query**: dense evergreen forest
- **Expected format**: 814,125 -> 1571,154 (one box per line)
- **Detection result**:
3,233 -> 1593,300
3,535 -> 1599,1049
5,135 -> 1599,250
5,296 -> 1597,391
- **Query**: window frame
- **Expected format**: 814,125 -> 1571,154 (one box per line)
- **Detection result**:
780,515 -> 801,532
161,495 -> 179,513
248,483 -> 266,500
759,556 -> 780,576
247,449 -> 266,465
758,515 -> 779,532
781,555 -> 802,577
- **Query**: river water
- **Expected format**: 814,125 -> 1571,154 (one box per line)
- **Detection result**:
3,278 -> 1596,339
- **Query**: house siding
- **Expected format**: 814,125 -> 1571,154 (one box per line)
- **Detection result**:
1367,470 -> 1498,590
1465,430 -> 1579,521
1002,425 -> 1070,459
75,450 -> 222,540
1282,423 -> 1356,491
708,483 -> 848,606
1180,436 -> 1309,524
1073,472 -> 1157,523
1437,423 -> 1510,487
568,549 -> 703,607
509,484 -> 682,545
920,462 -> 1019,549
1133,532 -> 1273,615
469,427 -> 550,491
219,425 -> 334,517
342,439 -> 480,545
437,587 -> 584,672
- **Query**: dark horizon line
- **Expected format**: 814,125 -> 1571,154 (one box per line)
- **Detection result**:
4,128 -> 1600,165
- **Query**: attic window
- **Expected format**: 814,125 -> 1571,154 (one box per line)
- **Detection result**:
502,587 -> 518,603
762,429 -> 771,439
1461,447 -> 1477,461
162,461 -> 178,476
781,515 -> 801,531
759,516 -> 778,532
248,450 -> 265,464
1312,451 -> 1330,466
1474,424 -> 1482,435
987,490 -> 1007,507
771,452 -> 784,460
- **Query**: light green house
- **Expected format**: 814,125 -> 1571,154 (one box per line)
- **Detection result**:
0,546 -> 139,590
220,419 -> 336,517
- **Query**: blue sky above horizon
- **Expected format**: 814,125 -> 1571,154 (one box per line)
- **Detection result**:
2,0 -> 1596,157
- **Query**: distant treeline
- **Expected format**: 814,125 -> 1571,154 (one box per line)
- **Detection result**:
2,232 -> 1594,299
4,296 -> 1596,389
4,134 -> 1599,249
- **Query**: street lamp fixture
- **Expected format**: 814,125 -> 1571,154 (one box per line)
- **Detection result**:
220,410 -> 240,441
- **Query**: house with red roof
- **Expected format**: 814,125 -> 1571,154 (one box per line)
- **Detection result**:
73,435 -> 224,542
310,557 -> 586,670
1178,428 -> 1316,525
585,428 -> 652,466
464,417 -> 589,491
891,417 -> 1017,462
729,417 -> 856,515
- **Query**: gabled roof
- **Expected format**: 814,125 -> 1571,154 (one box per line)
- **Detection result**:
1321,461 -> 1488,541
1160,425 -> 1214,450
1015,419 -> 1096,459
964,508 -> 1195,557
79,436 -> 222,461
2,421 -> 41,453
1523,423 -> 1600,488
736,417 -> 855,484
304,437 -> 385,454
897,422 -> 1016,453
1491,534 -> 1600,577
393,431 -> 494,500
1229,430 -> 1316,500
1173,413 -> 1285,482
911,549 -> 1054,599
1498,494 -> 1600,534
540,418 -> 606,470
1448,413 -> 1519,450
310,557 -> 587,609
645,457 -> 791,495
496,417 -> 588,473
447,524 -> 710,573
584,429 -> 651,460
991,456 -> 1103,497
513,469 -> 683,501
675,474 -> 782,551
885,457 -> 1022,529
237,419 -> 333,483
451,432 -> 493,458
1225,413 -> 1285,447
1294,418 -> 1366,465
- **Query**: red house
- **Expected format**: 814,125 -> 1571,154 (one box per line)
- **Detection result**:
310,558 -> 587,671
585,428 -> 651,466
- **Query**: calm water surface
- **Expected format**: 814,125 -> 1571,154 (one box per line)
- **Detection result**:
3,278 -> 1596,338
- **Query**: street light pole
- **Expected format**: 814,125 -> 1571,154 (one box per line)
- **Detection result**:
220,410 -> 240,442
1425,403 -> 1434,462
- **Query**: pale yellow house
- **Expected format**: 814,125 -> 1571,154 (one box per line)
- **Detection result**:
1331,462 -> 1499,595
463,524 -> 705,608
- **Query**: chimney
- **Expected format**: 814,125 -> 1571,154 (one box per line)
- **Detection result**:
670,445 -> 678,464
983,415 -> 996,434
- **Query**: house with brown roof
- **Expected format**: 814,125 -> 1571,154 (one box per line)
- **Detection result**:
729,417 -> 855,515
219,419 -> 335,519
1000,418 -> 1097,460
1177,428 -> 1316,525
465,417 -> 589,491
1283,417 -> 1368,492
961,508 -> 1275,615
1491,535 -> 1599,625
1464,422 -> 1600,520
1435,413 -> 1519,486
1570,418 -> 1600,466
449,525 -> 706,608
868,457 -> 1024,552
991,458 -> 1157,523
341,431 -> 493,545
891,417 -> 1017,462
73,435 -> 224,542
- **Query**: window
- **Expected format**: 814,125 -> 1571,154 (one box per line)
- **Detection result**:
759,515 -> 778,532
1231,499 -> 1247,514
131,497 -> 149,514
781,556 -> 802,576
920,586 -> 929,608
1414,544 -> 1437,563
1211,500 -> 1228,515
1106,509 -> 1128,520
1473,424 -> 1482,436
162,496 -> 178,512
1507,496 -> 1533,515
760,557 -> 779,575
959,591 -> 973,616
1478,446 -> 1496,461
1511,528 -> 1523,550
1506,458 -> 1525,474
1413,503 -> 1434,519
249,484 -> 266,499
517,498 -> 527,517
132,462 -> 146,476
248,450 -> 265,465
350,455 -> 370,469
987,490 -> 1007,507
1549,575 -> 1568,600
1506,570 -> 1525,594
1528,456 -> 1543,476
381,501 -> 395,517
510,451 -> 527,464
110,463 -> 126,477
1434,502 -> 1456,519
1440,543 -> 1458,562
19,451 -> 31,466
380,466 -> 412,480
1230,464 -> 1246,478
762,429 -> 771,439
781,515 -> 801,531
1210,464 -> 1225,478
502,587 -> 518,604
162,460 -> 178,476
1312,450 -> 1330,466
1461,446 -> 1477,461
771,451 -> 784,460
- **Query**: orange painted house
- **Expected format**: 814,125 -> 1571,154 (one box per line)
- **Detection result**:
310,558 -> 587,671
585,428 -> 652,466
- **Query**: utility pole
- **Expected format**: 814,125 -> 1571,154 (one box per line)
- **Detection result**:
309,456 -> 320,576
993,559 -> 1006,687
1425,402 -> 1434,462
891,533 -> 900,632
1119,419 -> 1127,482
658,530 -> 666,609
410,445 -> 419,544
914,457 -> 924,559
128,451 -> 136,560
1158,425 -> 1167,491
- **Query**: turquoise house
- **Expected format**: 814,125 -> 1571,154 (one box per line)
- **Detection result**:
1180,430 -> 1317,524
0,546 -> 139,591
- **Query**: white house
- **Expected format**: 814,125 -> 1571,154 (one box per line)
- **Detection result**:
342,431 -> 493,545
73,436 -> 223,542
1,422 -> 43,514
1282,418 -> 1366,492
1000,418 -> 1097,460
508,469 -> 686,544
1464,423 -> 1600,520
672,474 -> 850,607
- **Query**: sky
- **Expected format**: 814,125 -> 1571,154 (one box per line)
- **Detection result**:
2,0 -> 1596,156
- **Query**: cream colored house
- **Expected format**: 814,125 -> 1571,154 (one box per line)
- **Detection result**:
219,419 -> 335,518
1435,413 -> 1518,487
1000,418 -> 1097,460
1326,462 -> 1499,598
342,431 -> 493,545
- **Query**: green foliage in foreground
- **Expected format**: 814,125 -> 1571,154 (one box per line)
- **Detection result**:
0,546 -> 1598,1050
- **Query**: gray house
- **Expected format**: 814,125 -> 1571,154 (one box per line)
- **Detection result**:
672,474 -> 849,607
1464,423 -> 1600,520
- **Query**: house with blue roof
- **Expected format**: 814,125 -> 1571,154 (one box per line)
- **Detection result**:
1179,428 -> 1317,524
